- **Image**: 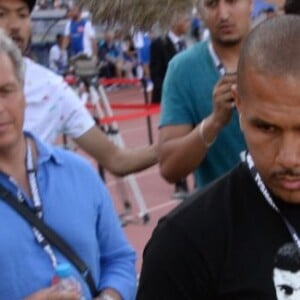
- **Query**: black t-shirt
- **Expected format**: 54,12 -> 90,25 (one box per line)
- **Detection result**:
137,163 -> 300,300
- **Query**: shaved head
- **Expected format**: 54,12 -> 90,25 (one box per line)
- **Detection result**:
238,15 -> 300,95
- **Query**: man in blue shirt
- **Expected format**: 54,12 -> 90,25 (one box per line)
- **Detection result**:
0,28 -> 136,300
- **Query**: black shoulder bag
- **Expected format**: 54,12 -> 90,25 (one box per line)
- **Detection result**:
0,184 -> 98,297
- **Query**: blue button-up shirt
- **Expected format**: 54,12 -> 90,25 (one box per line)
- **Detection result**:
0,132 -> 137,299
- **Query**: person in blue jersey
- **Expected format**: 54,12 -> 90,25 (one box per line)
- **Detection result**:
158,0 -> 252,190
63,3 -> 97,58
0,28 -> 136,300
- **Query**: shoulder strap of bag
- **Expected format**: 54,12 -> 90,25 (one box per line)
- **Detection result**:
0,184 -> 98,297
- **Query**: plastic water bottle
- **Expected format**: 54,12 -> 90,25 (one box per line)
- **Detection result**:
54,263 -> 85,299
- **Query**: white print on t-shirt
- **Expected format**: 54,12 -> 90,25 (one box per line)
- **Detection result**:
273,243 -> 300,299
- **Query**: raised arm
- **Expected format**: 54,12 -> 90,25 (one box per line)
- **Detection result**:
55,78 -> 158,177
75,126 -> 158,176
159,70 -> 236,183
159,116 -> 221,183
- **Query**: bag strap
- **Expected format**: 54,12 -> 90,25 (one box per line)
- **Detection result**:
0,184 -> 98,297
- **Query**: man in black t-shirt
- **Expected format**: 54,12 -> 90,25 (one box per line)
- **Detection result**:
137,15 -> 300,300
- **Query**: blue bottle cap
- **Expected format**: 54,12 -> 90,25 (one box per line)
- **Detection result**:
55,263 -> 72,278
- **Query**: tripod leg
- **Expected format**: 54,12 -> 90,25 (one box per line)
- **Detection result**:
115,178 -> 132,212
97,84 -> 150,223
89,83 -> 147,220
125,175 -> 150,224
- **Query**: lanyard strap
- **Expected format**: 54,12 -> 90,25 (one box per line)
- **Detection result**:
245,153 -> 300,250
21,139 -> 58,267
208,41 -> 226,76
26,140 -> 42,216
0,183 -> 99,296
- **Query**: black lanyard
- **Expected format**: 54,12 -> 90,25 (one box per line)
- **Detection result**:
15,139 -> 58,267
246,152 -> 300,250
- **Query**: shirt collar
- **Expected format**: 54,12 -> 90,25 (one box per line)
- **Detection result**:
25,131 -> 63,166
168,31 -> 181,45
208,40 -> 226,76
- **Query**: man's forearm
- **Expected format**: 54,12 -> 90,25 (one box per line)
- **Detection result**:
159,117 -> 222,182
75,126 -> 158,177
110,143 -> 158,176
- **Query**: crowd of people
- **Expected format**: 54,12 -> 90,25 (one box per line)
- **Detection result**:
46,3 -> 205,199
35,0 -> 281,88
1,0 -> 300,299
28,0 -> 211,95
45,0 -> 281,184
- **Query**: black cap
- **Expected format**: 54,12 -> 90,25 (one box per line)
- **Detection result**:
25,0 -> 36,12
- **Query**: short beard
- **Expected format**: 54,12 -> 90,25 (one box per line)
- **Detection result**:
214,37 -> 242,48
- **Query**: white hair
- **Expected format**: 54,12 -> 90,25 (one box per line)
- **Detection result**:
0,29 -> 24,82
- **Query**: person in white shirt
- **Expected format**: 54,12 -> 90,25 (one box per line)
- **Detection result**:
0,0 -> 158,177
49,33 -> 68,74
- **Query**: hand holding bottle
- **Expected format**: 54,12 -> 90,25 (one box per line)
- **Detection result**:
54,263 -> 85,299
